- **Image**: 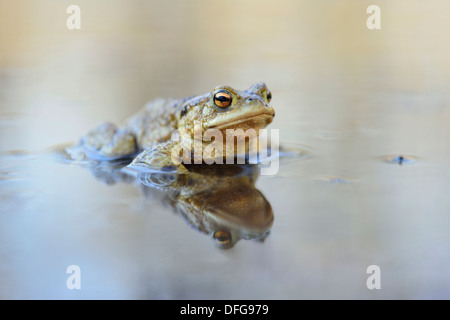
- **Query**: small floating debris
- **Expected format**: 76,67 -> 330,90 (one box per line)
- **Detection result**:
380,155 -> 418,165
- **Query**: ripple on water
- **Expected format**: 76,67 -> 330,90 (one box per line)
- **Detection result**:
314,176 -> 351,184
278,143 -> 311,162
0,171 -> 19,183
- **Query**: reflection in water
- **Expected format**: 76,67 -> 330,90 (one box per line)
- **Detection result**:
77,154 -> 273,249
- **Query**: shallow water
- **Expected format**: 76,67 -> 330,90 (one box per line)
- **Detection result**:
1,0 -> 450,299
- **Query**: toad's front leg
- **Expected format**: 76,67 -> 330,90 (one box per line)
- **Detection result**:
80,122 -> 137,160
127,140 -> 189,173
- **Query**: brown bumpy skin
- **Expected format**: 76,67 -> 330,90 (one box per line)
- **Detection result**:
72,83 -> 275,170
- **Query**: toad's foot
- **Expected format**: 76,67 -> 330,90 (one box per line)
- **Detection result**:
80,122 -> 137,160
127,141 -> 188,173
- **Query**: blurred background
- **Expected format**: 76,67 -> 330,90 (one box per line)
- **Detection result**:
1,0 -> 450,299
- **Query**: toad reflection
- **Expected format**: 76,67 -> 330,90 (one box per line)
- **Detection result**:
84,160 -> 273,249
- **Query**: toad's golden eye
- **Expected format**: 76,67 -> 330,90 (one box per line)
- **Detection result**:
214,91 -> 232,108
266,90 -> 272,102
213,230 -> 231,246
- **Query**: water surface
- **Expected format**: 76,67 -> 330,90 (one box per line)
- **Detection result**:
1,0 -> 450,299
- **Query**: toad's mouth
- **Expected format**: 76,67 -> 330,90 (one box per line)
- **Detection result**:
208,113 -> 274,131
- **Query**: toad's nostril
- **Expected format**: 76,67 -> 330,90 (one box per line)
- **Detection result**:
247,98 -> 253,102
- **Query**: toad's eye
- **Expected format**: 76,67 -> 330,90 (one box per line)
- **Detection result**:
214,91 -> 232,108
213,230 -> 232,247
266,90 -> 272,102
